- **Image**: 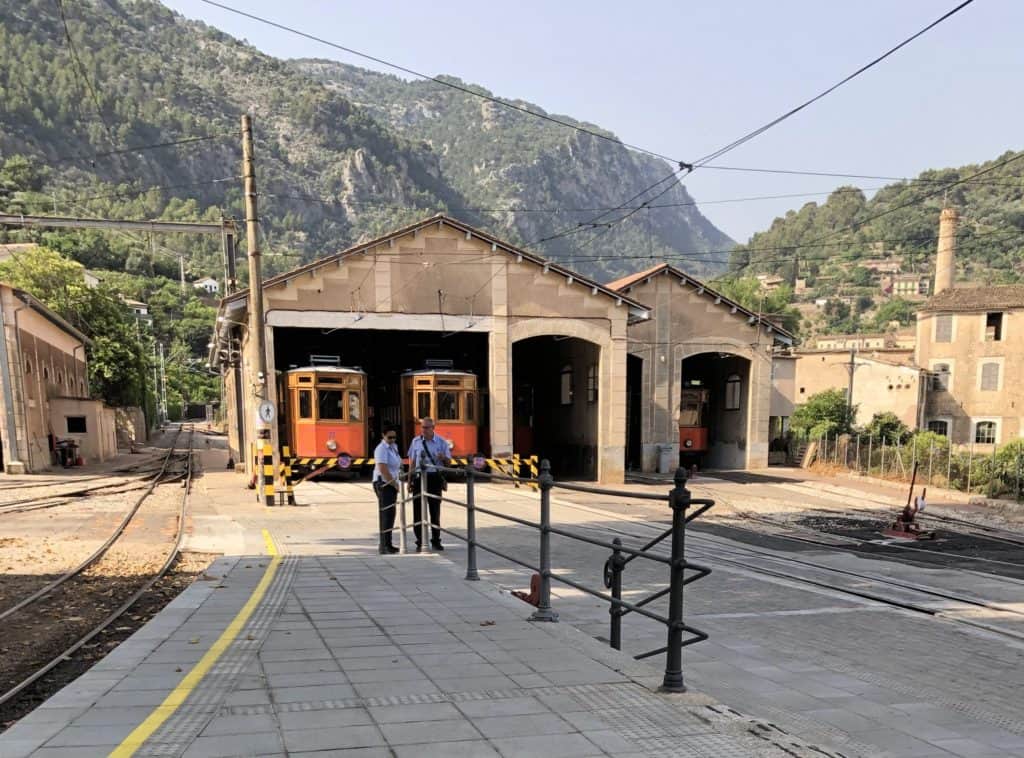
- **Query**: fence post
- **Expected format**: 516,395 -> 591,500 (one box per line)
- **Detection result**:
607,538 -> 624,651
947,443 -> 953,489
661,466 -> 690,693
530,460 -> 558,622
880,436 -> 886,478
868,434 -> 874,475
465,466 -> 479,581
990,443 -> 999,499
855,434 -> 861,472
1016,446 -> 1022,502
928,439 -> 934,487
967,443 -> 974,494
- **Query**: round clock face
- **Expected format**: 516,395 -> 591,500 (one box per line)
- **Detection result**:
258,401 -> 275,424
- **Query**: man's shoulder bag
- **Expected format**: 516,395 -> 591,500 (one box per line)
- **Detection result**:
419,437 -> 448,491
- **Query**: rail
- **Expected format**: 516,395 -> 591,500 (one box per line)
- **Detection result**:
387,454 -> 713,693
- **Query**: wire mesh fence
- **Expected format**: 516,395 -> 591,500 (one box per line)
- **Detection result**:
810,431 -> 1024,500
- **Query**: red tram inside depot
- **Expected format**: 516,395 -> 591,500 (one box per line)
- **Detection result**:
401,369 -> 479,459
279,360 -> 480,469
279,365 -> 368,460
678,385 -> 710,464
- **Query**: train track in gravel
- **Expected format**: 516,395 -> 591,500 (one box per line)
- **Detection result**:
0,455 -> 188,516
0,453 -> 170,494
0,424 -> 195,709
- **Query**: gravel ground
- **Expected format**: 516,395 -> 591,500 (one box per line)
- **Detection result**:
0,439 -> 211,732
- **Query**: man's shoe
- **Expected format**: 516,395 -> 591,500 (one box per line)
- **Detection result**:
415,543 -> 423,553
430,541 -> 445,551
385,544 -> 399,554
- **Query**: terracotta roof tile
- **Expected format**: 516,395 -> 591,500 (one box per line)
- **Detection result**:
919,285 -> 1024,312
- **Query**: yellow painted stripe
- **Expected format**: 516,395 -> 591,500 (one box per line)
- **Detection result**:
110,532 -> 282,757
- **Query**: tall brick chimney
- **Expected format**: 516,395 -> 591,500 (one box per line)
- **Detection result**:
934,207 -> 958,294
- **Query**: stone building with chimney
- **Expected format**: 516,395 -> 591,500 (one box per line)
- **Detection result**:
915,208 -> 1024,444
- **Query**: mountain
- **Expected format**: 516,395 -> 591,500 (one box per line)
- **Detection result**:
0,0 -> 732,283
294,59 -> 735,279
731,151 -> 1024,291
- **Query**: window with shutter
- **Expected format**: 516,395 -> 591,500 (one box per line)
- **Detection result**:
935,314 -> 953,343
926,420 -> 948,436
980,362 -> 999,391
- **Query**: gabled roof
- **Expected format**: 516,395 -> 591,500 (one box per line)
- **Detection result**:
605,263 -> 796,343
1,283 -> 91,345
919,285 -> 1024,313
222,214 -> 649,319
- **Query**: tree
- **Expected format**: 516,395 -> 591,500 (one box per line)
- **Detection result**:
0,246 -> 147,408
872,298 -> 916,329
863,412 -> 910,444
792,388 -> 854,437
713,277 -> 801,335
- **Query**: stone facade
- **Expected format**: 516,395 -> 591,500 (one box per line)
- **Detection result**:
608,265 -> 792,471
0,284 -> 94,473
791,350 -> 924,429
219,216 -> 645,483
916,293 -> 1024,444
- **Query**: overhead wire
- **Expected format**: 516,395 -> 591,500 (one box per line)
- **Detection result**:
690,0 -> 977,167
197,0 -> 683,165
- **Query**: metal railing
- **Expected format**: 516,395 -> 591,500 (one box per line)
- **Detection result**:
389,453 -> 713,693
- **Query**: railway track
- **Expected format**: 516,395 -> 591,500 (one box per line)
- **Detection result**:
0,453 -> 170,494
0,424 -> 195,710
485,485 -> 1024,643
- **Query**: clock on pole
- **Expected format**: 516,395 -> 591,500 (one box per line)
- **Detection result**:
257,400 -> 275,425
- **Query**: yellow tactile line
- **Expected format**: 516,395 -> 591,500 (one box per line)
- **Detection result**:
109,530 -> 282,757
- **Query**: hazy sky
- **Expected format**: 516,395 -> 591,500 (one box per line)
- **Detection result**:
163,0 -> 1021,243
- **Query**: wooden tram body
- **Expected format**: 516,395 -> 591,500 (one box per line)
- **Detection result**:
279,367 -> 368,459
678,386 -> 710,459
401,370 -> 479,458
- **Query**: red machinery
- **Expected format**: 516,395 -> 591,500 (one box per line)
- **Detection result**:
401,369 -> 479,459
279,365 -> 368,461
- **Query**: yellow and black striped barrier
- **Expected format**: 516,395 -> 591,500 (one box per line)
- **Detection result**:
278,453 -> 540,491
261,442 -> 275,507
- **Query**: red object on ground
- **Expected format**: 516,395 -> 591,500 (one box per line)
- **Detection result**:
511,573 -> 541,606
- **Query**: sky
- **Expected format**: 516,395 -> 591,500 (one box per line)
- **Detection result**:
163,0 -> 1022,243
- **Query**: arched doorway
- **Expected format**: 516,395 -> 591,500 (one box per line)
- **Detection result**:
680,352 -> 751,470
513,335 -> 601,480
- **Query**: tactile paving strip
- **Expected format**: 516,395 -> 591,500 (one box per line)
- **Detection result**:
222,682 -> 850,758
135,555 -> 299,757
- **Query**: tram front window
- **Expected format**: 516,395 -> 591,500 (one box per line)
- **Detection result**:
298,390 -> 312,419
318,389 -> 343,420
348,391 -> 361,421
679,398 -> 701,427
466,392 -> 475,422
437,391 -> 459,421
417,392 -> 431,420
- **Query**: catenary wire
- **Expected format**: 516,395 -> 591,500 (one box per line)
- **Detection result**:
197,0 -> 684,166
690,0 -> 977,166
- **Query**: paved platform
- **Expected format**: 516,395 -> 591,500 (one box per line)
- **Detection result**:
5,447 -> 1024,757
1,545 -> 834,757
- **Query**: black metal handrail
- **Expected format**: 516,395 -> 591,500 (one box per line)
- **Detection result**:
411,454 -> 712,693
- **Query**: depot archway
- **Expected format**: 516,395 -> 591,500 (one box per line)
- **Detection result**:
679,352 -> 752,470
513,335 -> 602,480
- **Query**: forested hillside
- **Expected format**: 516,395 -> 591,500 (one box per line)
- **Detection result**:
0,0 -> 731,284
730,151 -> 1024,290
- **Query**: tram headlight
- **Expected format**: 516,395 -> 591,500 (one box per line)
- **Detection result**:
326,439 -> 338,452
684,439 -> 693,449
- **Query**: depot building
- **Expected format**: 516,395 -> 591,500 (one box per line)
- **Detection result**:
214,215 -> 791,483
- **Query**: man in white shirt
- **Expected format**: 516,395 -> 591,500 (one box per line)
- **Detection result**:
372,426 -> 402,554
407,417 -> 451,551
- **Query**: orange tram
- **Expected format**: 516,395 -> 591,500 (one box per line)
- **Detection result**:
278,362 -> 480,472
678,385 -> 710,465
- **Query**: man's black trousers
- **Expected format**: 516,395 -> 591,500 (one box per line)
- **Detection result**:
411,472 -> 443,545
373,480 -> 397,547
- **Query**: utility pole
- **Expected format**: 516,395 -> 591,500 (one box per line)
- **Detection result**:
179,254 -> 186,293
158,342 -> 168,425
845,346 -> 859,429
242,114 -> 273,492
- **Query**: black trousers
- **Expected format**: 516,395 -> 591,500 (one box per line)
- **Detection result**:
374,480 -> 398,547
411,472 -> 444,545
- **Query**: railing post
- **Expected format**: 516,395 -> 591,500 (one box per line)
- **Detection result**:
419,451 -> 432,553
662,466 -> 689,693
606,538 -> 624,651
530,459 -> 558,622
465,465 -> 479,580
